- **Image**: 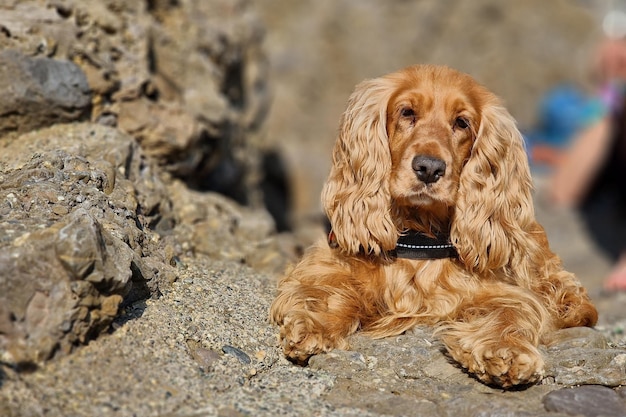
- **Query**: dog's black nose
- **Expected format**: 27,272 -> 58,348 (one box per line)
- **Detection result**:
412,155 -> 446,184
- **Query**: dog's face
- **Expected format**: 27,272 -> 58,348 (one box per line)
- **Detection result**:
323,64 -> 533,262
385,69 -> 484,210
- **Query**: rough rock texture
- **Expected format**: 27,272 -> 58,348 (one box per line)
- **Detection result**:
167,182 -> 289,272
0,123 -> 176,366
0,119 -> 288,367
0,0 -> 283,369
0,0 -> 271,204
0,50 -> 91,134
1,256 -> 625,417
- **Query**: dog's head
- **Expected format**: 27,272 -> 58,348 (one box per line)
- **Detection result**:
322,65 -> 535,272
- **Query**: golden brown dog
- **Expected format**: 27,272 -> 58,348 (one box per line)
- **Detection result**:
270,65 -> 597,387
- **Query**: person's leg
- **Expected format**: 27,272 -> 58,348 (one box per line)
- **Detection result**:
604,251 -> 626,290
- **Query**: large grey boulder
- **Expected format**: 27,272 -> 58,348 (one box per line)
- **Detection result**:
0,50 -> 91,134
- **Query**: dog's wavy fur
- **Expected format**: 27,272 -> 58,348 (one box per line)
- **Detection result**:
270,65 -> 597,387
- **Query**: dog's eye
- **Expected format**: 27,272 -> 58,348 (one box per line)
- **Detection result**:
455,117 -> 470,129
401,107 -> 415,118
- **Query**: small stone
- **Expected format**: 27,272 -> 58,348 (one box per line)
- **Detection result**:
51,204 -> 69,215
217,406 -> 245,417
543,385 -> 626,417
191,346 -> 221,368
222,345 -> 251,364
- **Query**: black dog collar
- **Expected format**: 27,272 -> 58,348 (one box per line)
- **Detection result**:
393,230 -> 458,260
327,230 -> 457,259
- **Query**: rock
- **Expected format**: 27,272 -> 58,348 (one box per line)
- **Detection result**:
116,98 -> 208,178
167,182 -> 293,273
0,2 -> 76,56
222,345 -> 252,365
543,327 -> 609,350
0,0 -> 274,215
543,385 -> 626,417
309,350 -> 368,379
0,116 -> 292,367
543,328 -> 626,387
0,209 -> 130,365
138,0 -> 270,200
0,123 -> 173,243
187,339 -> 222,369
544,347 -> 626,386
0,123 -> 175,366
0,49 -> 91,135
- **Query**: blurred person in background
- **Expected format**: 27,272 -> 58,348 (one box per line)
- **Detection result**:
550,31 -> 626,291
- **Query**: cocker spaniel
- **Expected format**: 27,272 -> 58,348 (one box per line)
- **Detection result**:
270,65 -> 597,387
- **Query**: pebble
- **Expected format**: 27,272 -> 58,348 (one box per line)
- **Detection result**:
190,346 -> 221,368
222,345 -> 251,364
542,385 -> 626,417
52,204 -> 69,215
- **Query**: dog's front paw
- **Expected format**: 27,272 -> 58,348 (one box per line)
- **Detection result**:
454,343 -> 544,388
278,312 -> 337,364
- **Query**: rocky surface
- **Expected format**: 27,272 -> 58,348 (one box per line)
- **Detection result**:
2,1 -> 626,417
0,121 -> 288,368
0,123 -> 172,366
0,0 -> 272,203
1,253 -> 625,417
0,0 -> 284,370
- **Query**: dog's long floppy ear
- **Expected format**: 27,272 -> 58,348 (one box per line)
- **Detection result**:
321,77 -> 398,256
451,100 -> 538,275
